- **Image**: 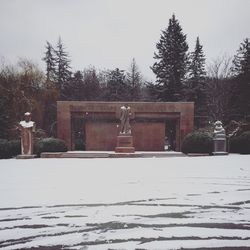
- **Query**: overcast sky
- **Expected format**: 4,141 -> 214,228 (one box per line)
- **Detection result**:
0,0 -> 250,81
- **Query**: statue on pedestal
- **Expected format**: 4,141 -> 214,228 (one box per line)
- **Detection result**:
119,105 -> 131,135
213,120 -> 227,155
17,112 -> 36,155
213,120 -> 226,138
115,105 -> 135,153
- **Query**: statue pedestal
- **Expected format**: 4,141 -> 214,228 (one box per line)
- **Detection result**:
16,154 -> 36,159
213,138 -> 228,155
115,135 -> 135,153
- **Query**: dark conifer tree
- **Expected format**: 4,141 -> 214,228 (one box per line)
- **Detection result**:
55,37 -> 72,98
151,14 -> 189,101
105,68 -> 127,101
65,68 -> 101,101
65,70 -> 84,101
43,41 -> 56,82
186,37 -> 207,127
83,68 -> 101,101
126,58 -> 142,101
231,38 -> 250,120
188,37 -> 206,85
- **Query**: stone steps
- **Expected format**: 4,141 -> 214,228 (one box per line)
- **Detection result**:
41,151 -> 186,158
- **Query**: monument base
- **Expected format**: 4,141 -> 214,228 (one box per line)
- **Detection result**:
213,152 -> 228,156
16,154 -> 36,159
115,135 -> 135,153
213,138 -> 227,155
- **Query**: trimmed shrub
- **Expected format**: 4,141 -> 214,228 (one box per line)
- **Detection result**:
0,139 -> 21,159
8,139 -> 21,157
35,138 -> 68,157
230,131 -> 250,154
181,131 -> 213,154
0,139 -> 9,159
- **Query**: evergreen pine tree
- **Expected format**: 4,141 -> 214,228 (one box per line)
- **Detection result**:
43,41 -> 56,82
66,70 -> 84,101
83,67 -> 101,101
231,38 -> 250,120
105,68 -> 127,101
151,14 -> 189,101
126,58 -> 142,101
55,37 -> 72,97
188,37 -> 206,84
186,37 -> 207,127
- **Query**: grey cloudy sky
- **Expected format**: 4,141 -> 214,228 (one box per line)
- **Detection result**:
0,0 -> 250,81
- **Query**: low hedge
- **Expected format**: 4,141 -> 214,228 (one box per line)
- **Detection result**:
8,140 -> 21,157
230,131 -> 250,154
0,139 -> 9,159
0,137 -> 68,159
35,138 -> 68,157
0,139 -> 21,159
181,131 -> 213,154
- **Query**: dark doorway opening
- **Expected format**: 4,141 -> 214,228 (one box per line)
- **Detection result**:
165,120 -> 177,151
71,117 -> 86,150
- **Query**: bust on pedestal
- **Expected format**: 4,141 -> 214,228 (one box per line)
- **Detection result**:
213,120 -> 228,155
16,112 -> 36,159
115,105 -> 135,153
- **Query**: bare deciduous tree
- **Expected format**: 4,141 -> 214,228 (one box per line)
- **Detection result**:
205,55 -> 235,123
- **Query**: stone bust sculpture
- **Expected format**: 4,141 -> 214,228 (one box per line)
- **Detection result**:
119,105 -> 131,134
213,120 -> 225,138
17,112 -> 36,155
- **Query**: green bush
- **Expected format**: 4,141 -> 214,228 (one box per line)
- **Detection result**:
0,139 -> 21,159
181,131 -> 213,154
35,138 -> 68,157
230,131 -> 250,154
0,139 -> 9,159
8,139 -> 21,157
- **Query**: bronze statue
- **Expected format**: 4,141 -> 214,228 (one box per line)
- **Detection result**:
119,105 -> 131,134
17,112 -> 36,155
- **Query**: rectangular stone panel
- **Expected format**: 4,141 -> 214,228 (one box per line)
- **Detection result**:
85,121 -> 118,151
132,122 -> 165,151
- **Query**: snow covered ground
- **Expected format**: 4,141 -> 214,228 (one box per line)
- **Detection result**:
0,155 -> 250,249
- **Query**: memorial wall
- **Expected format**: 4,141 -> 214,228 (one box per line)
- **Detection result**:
57,101 -> 194,151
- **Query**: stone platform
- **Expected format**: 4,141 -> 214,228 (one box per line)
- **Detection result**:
16,154 -> 36,159
115,135 -> 135,153
41,151 -> 186,159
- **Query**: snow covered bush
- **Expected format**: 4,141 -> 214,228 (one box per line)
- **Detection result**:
181,131 -> 213,154
230,131 -> 250,154
0,139 -> 20,159
35,138 -> 68,157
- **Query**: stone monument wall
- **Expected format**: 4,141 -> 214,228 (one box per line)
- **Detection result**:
57,101 -> 194,151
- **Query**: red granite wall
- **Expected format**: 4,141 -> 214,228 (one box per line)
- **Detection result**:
133,122 -> 165,151
57,101 -> 194,152
85,121 -> 118,151
85,121 -> 165,151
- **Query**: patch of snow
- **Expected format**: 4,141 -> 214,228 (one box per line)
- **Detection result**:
0,155 -> 250,249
